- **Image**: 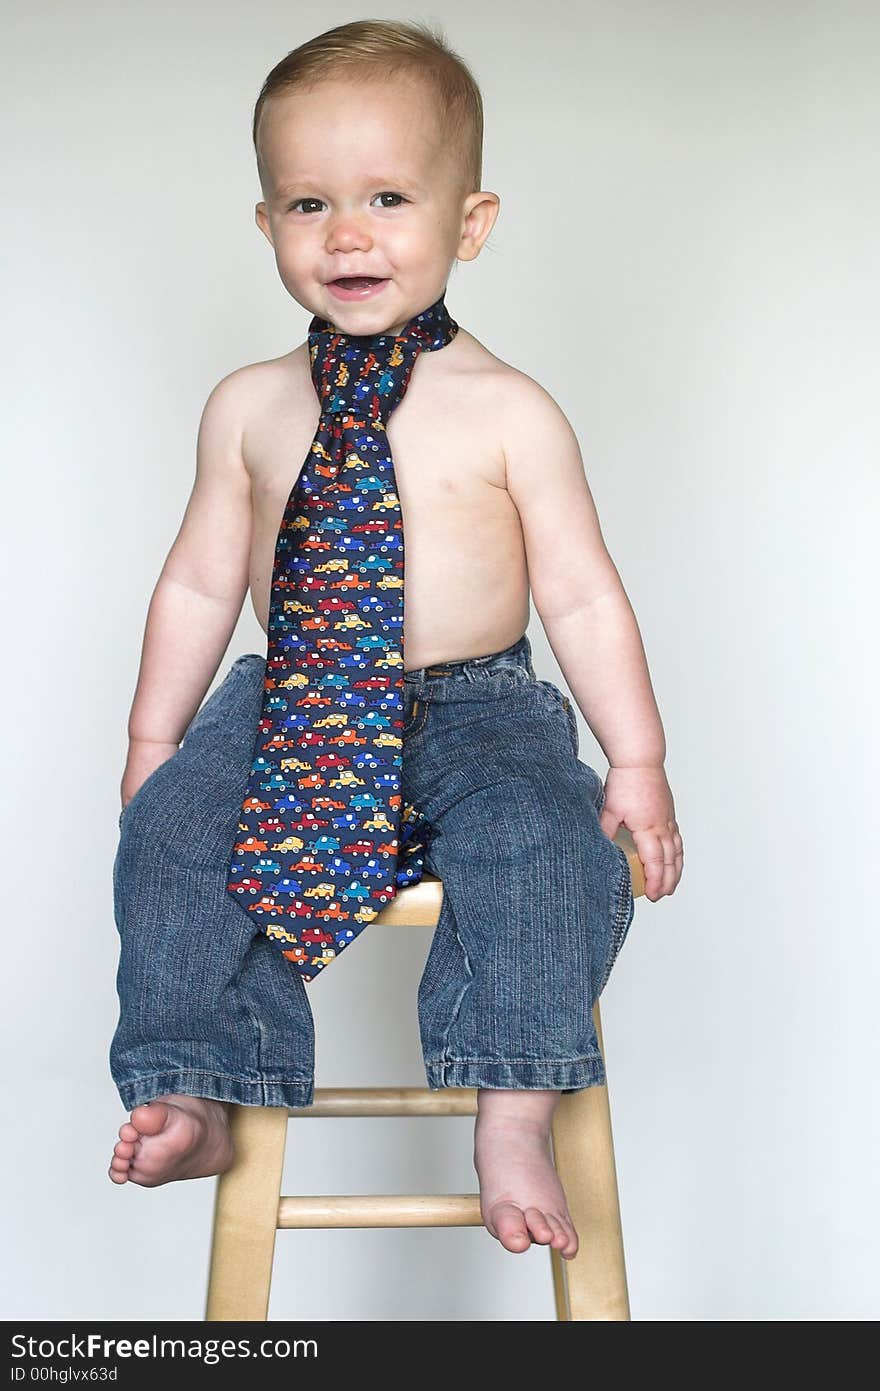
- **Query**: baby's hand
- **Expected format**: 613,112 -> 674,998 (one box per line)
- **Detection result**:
120,739 -> 180,811
599,765 -> 683,902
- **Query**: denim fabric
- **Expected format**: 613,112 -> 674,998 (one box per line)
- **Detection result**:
110,633 -> 634,1110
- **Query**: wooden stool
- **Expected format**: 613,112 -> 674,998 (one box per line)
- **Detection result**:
205,831 -> 645,1322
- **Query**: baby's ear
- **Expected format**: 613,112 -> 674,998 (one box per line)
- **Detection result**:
457,190 -> 501,262
255,203 -> 274,246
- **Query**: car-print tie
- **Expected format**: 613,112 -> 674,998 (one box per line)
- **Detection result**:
225,291 -> 459,981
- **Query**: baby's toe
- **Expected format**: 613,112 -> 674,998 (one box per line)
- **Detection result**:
524,1207 -> 555,1244
130,1102 -> 170,1135
555,1215 -> 579,1259
545,1214 -> 569,1248
489,1200 -> 531,1252
114,1139 -> 136,1159
108,1154 -> 130,1183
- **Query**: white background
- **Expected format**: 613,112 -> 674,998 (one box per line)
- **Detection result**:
2,1 -> 877,1320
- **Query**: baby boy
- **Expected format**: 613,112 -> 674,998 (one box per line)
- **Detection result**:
107,19 -> 683,1265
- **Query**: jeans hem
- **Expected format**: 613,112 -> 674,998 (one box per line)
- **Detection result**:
114,1069 -> 315,1111
423,1054 -> 607,1092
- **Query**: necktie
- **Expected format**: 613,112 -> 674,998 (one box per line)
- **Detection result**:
226,291 -> 459,982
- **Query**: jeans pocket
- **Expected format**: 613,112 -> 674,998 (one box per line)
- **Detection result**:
118,749 -> 180,829
402,694 -> 431,738
112,834 -> 127,933
182,655 -> 257,745
597,842 -> 635,994
560,693 -> 579,756
535,679 -> 579,756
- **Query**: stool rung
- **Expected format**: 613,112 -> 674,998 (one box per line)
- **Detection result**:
277,1193 -> 483,1229
289,1086 -> 478,1118
206,996 -> 632,1320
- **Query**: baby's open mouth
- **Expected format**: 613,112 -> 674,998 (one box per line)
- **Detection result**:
330,276 -> 386,288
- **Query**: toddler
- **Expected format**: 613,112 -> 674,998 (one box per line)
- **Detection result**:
108,19 -> 683,1264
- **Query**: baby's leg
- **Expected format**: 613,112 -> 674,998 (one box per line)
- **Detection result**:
108,655 -> 316,1187
413,676 -> 634,1255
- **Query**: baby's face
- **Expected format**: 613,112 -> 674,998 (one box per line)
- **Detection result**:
255,76 -> 489,335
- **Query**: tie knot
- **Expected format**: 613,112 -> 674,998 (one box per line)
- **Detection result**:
308,293 -> 459,424
309,337 -> 410,423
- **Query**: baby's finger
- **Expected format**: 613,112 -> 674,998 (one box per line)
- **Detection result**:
658,825 -> 683,895
639,831 -> 666,901
660,833 -> 677,896
667,825 -> 684,892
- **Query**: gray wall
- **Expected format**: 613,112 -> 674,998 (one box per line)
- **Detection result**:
2,0 -> 876,1320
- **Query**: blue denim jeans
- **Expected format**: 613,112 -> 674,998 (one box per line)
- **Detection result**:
110,633 -> 634,1111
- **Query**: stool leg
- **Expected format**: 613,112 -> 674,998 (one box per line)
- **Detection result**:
549,1001 -> 631,1320
549,1246 -> 570,1319
205,1104 -> 289,1321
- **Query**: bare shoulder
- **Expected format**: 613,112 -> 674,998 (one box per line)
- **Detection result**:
201,344 -> 316,477
205,344 -> 310,426
439,326 -> 527,402
451,330 -> 579,481
452,329 -> 570,427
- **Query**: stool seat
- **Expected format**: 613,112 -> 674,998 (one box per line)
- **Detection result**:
205,831 -> 644,1321
368,870 -> 448,926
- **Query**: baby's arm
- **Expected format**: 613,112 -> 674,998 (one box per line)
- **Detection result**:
501,375 -> 682,900
501,374 -> 663,768
121,372 -> 253,805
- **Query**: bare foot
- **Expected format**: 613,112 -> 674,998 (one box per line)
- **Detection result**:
108,1094 -> 235,1187
473,1089 -> 578,1259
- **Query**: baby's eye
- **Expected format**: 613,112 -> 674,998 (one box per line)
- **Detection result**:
286,192 -> 407,215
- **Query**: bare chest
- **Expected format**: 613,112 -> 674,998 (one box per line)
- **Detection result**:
241,345 -> 526,640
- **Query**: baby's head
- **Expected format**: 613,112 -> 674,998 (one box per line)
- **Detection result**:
253,19 -> 499,336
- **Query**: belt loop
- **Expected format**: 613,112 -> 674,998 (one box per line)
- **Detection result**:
465,651 -> 491,683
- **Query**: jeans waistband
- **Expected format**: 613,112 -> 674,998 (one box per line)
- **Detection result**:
404,632 -> 534,684
230,633 -> 535,687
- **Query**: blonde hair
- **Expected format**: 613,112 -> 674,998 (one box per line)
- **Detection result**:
252,18 -> 484,199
